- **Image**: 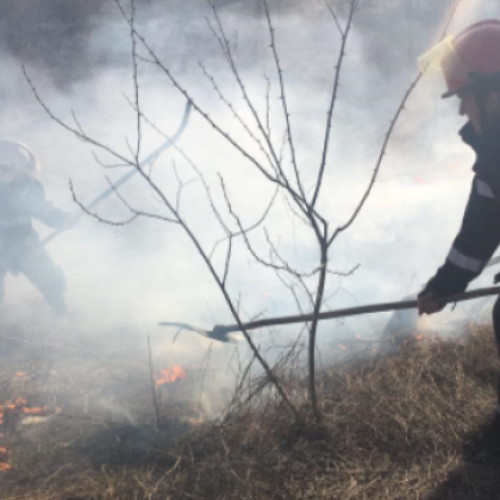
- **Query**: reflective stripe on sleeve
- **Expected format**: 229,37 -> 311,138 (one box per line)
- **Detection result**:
475,178 -> 495,199
447,246 -> 485,273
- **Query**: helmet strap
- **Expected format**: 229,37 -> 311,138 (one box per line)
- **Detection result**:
475,91 -> 490,132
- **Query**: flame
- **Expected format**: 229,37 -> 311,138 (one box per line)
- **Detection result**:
0,372 -> 65,474
22,406 -> 51,414
415,333 -> 425,341
155,365 -> 186,386
338,344 -> 348,351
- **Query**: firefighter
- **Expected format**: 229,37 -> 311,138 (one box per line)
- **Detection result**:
417,20 -> 500,461
0,140 -> 74,316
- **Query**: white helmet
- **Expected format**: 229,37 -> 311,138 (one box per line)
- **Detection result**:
0,140 -> 39,183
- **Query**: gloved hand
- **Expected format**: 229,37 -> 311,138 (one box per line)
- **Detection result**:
417,291 -> 446,316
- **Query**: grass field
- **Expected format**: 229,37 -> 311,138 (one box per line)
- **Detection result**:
1,322 -> 499,499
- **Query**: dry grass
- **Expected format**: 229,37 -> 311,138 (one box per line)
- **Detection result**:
1,323 -> 500,499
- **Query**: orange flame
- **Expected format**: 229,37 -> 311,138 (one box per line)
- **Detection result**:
155,365 -> 186,386
0,447 -> 7,455
415,333 -> 425,341
0,462 -> 12,472
22,406 -> 50,414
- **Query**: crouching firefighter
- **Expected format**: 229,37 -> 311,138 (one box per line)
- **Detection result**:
417,20 -> 500,461
0,140 -> 74,316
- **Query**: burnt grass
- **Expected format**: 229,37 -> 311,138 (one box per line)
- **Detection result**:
1,323 -> 500,499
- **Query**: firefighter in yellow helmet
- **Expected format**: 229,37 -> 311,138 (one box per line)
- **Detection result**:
0,140 -> 74,316
417,20 -> 500,462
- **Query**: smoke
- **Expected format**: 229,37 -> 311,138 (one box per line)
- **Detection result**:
0,0 -> 498,425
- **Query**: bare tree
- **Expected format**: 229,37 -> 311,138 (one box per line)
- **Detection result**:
25,0 -> 464,423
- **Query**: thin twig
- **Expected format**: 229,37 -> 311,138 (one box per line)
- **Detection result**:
311,0 -> 358,208
262,0 -> 304,201
147,335 -> 160,428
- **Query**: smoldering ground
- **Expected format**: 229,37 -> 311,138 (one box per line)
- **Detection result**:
0,0 -> 498,447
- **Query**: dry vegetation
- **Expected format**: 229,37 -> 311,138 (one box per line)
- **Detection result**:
1,322 -> 500,500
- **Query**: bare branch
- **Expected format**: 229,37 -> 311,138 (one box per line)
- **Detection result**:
209,184 -> 279,260
129,0 -> 141,165
262,0 -> 304,200
70,180 -> 139,226
264,75 -> 272,137
199,61 -> 278,176
328,73 -> 422,246
311,0 -> 358,208
24,67 -> 134,169
91,150 -> 129,170
71,110 -> 87,138
324,0 -> 344,35
219,175 -> 317,281
327,263 -> 360,277
222,236 -> 233,286
206,1 -> 310,210
123,11 -> 284,189
171,160 -> 197,213
328,0 -> 465,246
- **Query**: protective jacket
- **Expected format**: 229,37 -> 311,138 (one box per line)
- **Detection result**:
0,175 -> 69,252
422,120 -> 500,296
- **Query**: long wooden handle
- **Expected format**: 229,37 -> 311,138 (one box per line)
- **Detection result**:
210,286 -> 500,337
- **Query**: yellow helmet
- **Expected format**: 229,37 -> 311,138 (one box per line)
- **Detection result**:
0,140 -> 39,183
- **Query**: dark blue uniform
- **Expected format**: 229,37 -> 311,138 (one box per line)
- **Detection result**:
422,119 -> 500,400
0,174 -> 70,315
422,121 -> 500,296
